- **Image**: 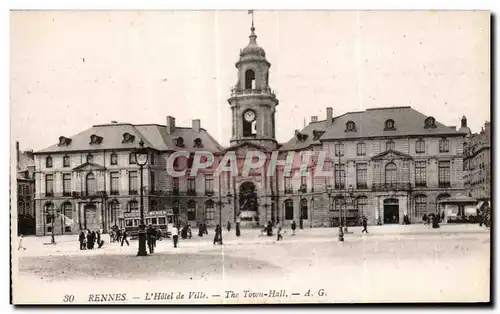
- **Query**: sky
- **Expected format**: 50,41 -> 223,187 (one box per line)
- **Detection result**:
10,10 -> 490,152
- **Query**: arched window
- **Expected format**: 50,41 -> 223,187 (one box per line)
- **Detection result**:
245,69 -> 256,89
204,200 -> 215,221
385,163 -> 397,185
129,152 -> 136,164
414,194 -> 428,219
300,198 -> 308,220
187,200 -> 196,221
62,202 -> 73,232
436,193 -> 450,216
63,155 -> 70,167
285,199 -> 294,220
44,202 -> 55,226
86,172 -> 96,196
46,156 -> 53,168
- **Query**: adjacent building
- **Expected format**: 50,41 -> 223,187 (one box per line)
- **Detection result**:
16,141 -> 36,235
32,22 -> 470,235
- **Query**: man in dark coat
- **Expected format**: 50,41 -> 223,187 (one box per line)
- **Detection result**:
362,216 -> 368,233
198,223 -> 204,237
79,231 -> 85,250
146,224 -> 154,253
86,230 -> 93,250
266,221 -> 273,236
291,221 -> 297,236
299,218 -> 304,230
121,229 -> 130,246
227,221 -> 231,232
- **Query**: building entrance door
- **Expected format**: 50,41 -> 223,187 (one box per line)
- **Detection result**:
383,198 -> 399,224
84,204 -> 100,230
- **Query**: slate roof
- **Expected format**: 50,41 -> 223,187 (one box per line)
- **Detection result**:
280,106 -> 465,151
17,151 -> 35,171
36,123 -> 224,154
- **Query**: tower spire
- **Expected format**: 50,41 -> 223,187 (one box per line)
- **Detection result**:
248,10 -> 254,30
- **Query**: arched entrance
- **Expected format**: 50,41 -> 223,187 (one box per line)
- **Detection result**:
300,199 -> 308,221
84,203 -> 99,231
239,182 -> 258,224
383,198 -> 399,224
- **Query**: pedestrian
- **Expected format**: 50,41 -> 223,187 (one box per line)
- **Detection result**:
152,226 -> 157,247
362,216 -> 368,234
227,221 -> 231,232
18,234 -> 26,251
86,230 -> 93,250
277,225 -> 283,241
96,230 -> 101,245
187,225 -> 192,239
236,221 -> 241,237
171,224 -> 179,248
299,218 -> 304,230
266,221 -> 273,236
213,224 -> 221,245
91,231 -> 96,249
422,214 -> 428,225
79,231 -> 85,250
147,224 -> 154,254
204,222 -> 208,235
291,221 -> 297,236
121,229 -> 130,246
198,223 -> 204,237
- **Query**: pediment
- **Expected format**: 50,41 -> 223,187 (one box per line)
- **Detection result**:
223,142 -> 272,154
73,162 -> 106,172
371,149 -> 413,161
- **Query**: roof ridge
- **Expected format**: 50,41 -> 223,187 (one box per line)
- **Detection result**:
365,106 -> 411,111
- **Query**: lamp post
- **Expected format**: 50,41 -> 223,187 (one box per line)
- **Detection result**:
134,138 -> 149,257
326,184 -> 343,241
344,184 -> 354,232
215,175 -> 232,245
44,203 -> 58,244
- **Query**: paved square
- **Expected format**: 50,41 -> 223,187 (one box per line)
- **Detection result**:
13,224 -> 490,304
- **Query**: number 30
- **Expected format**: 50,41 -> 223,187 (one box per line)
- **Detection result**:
63,295 -> 75,302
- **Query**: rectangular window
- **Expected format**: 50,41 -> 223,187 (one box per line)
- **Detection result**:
63,156 -> 70,167
45,174 -> 54,196
110,172 -> 119,195
284,176 -> 292,194
300,176 -> 307,191
415,161 -> 427,187
110,153 -> 118,165
63,174 -> 71,196
335,144 -> 344,156
172,177 -> 179,195
438,161 -> 451,187
386,141 -> 395,151
439,139 -> 450,153
187,177 -> 196,194
334,163 -> 345,189
158,217 -> 166,225
205,174 -> 213,194
356,163 -> 367,189
129,171 -> 138,194
129,153 -> 136,164
416,140 -> 425,154
205,204 -> 215,221
357,143 -> 366,156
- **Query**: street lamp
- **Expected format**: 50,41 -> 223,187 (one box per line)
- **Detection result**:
44,202 -> 58,244
216,190 -> 232,245
326,184 -> 343,241
134,138 -> 149,257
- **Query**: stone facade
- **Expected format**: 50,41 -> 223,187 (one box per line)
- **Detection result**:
463,121 -> 491,201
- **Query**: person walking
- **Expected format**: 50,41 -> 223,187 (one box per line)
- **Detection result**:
146,224 -> 154,254
227,221 -> 231,232
213,224 -> 221,245
171,224 -> 179,248
277,225 -> 283,241
86,230 -> 93,250
362,216 -> 368,234
198,223 -> 204,237
18,234 -> 26,251
79,231 -> 85,250
291,221 -> 297,236
121,229 -> 130,247
152,226 -> 157,247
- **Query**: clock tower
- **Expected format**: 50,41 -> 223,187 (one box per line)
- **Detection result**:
228,21 -> 279,150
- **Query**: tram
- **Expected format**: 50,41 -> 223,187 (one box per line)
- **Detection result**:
123,209 -> 177,239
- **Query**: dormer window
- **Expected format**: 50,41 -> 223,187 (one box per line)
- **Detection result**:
345,121 -> 356,132
45,156 -> 53,168
89,134 -> 103,145
424,116 -> 437,129
58,136 -> 72,146
122,132 -> 135,144
175,137 -> 185,148
312,130 -> 325,141
384,119 -> 396,130
296,132 -> 308,142
193,138 -> 204,148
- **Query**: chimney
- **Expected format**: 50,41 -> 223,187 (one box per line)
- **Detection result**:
326,107 -> 333,125
192,119 -> 201,133
16,141 -> 20,165
311,116 -> 318,123
166,116 -> 176,134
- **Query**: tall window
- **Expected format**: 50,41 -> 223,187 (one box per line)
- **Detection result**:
45,203 -> 54,224
46,156 -> 53,168
357,143 -> 366,156
300,198 -> 308,220
385,163 -> 397,185
110,172 -> 119,195
438,161 -> 451,187
63,202 -> 72,232
416,139 -> 425,154
63,155 -> 70,167
45,174 -> 54,196
284,176 -> 292,194
86,172 -> 96,195
335,144 -> 344,156
129,152 -> 136,164
415,194 -> 428,219
439,138 -> 450,153
415,161 -> 427,187
86,154 -> 93,163
129,200 -> 138,212
386,140 -> 395,151
187,200 -> 196,221
110,202 -> 119,224
205,174 -> 213,194
334,163 -> 345,189
356,196 -> 368,216
63,174 -> 72,196
285,199 -> 294,220
129,171 -> 138,194
300,175 -> 307,190
110,153 -> 118,165
172,177 -> 179,195
187,177 -> 196,194
245,69 -> 256,89
356,163 -> 367,189
150,153 -> 155,165
204,200 -> 215,221
150,172 -> 156,192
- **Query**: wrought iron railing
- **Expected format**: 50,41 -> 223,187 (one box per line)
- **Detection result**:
371,183 -> 412,191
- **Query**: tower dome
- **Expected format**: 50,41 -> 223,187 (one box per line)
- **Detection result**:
237,26 -> 269,66
459,114 -> 472,137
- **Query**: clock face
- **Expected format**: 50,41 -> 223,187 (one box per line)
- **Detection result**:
244,110 -> 256,122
